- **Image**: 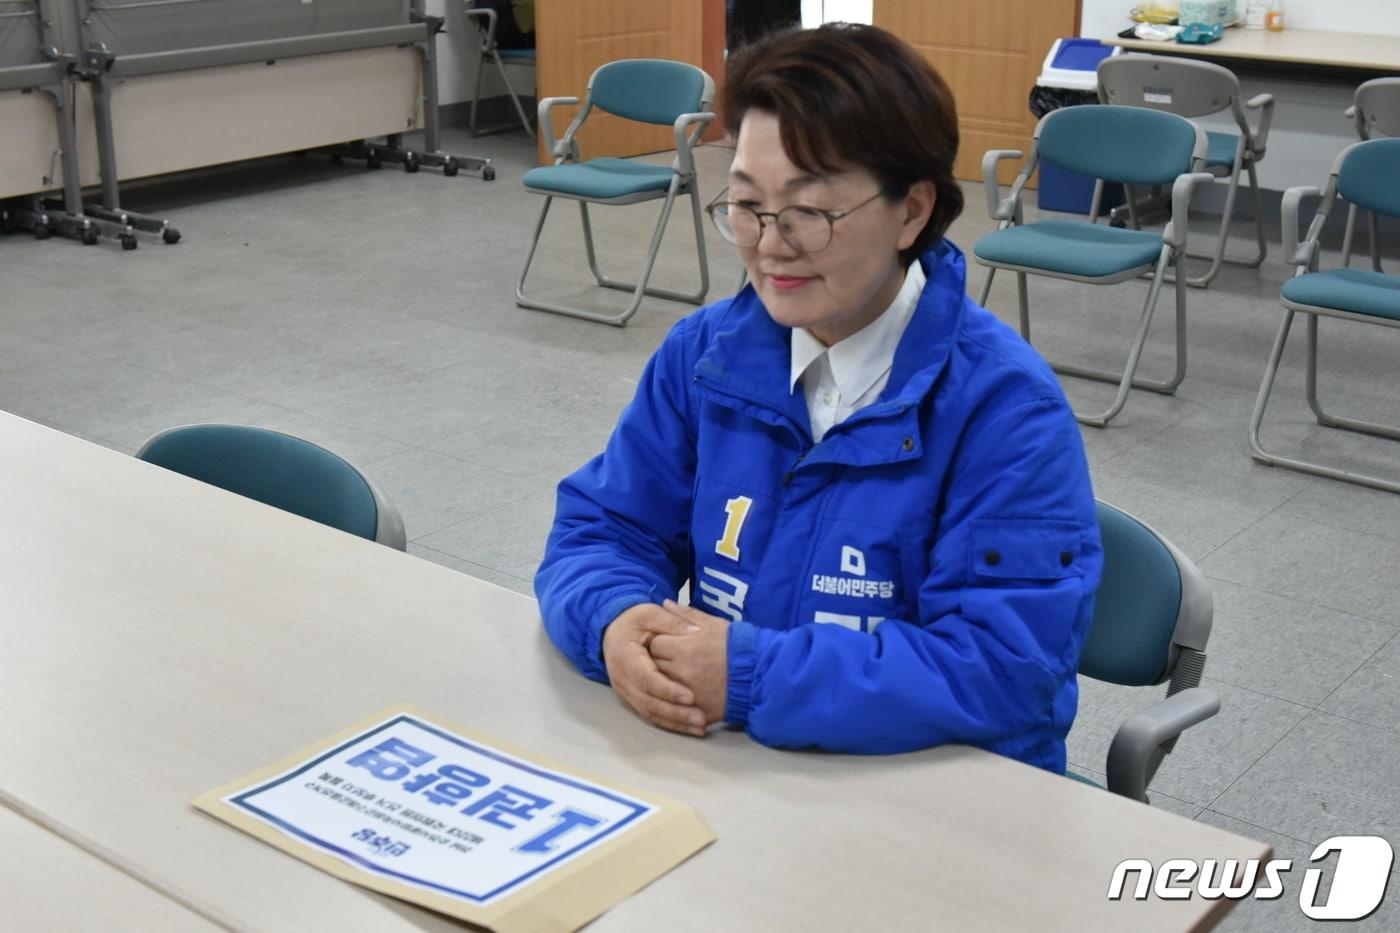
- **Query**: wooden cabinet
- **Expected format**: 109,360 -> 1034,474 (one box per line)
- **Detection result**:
534,0 -> 727,163
874,1 -> 1081,187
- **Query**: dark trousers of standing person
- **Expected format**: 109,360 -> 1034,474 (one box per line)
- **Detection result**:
476,0 -> 535,49
728,0 -> 802,50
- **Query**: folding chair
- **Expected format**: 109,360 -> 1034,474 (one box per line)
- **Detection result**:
1098,55 -> 1274,288
137,424 -> 407,549
975,106 -> 1213,427
516,59 -> 714,327
1249,138 -> 1400,494
1342,77 -> 1400,273
462,0 -> 536,139
1066,501 -> 1219,804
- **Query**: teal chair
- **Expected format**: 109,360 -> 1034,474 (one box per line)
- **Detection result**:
516,59 -> 715,326
1342,78 -> 1400,273
136,425 -> 407,549
1097,55 -> 1274,288
1067,502 -> 1219,804
975,105 -> 1213,427
1250,138 -> 1400,494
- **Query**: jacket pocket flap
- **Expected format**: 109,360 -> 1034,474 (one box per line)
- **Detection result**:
969,518 -> 1083,580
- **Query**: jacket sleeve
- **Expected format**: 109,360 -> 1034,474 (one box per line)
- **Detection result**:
723,395 -> 1103,756
534,317 -> 701,683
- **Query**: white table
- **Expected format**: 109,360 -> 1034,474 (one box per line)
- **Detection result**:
0,805 -> 218,932
0,412 -> 1269,931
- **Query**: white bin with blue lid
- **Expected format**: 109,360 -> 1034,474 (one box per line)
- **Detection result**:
1039,37 -> 1121,92
1033,38 -> 1123,215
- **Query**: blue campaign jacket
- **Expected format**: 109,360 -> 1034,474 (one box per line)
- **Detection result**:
536,241 -> 1102,770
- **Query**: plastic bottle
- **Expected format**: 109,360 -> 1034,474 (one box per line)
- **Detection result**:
1245,0 -> 1266,29
1266,0 -> 1285,31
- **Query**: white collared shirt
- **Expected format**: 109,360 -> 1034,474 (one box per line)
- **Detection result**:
789,261 -> 927,442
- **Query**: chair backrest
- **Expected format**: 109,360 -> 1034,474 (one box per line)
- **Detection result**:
1036,105 -> 1203,186
587,59 -> 713,126
136,424 -> 406,549
1336,137 -> 1400,219
1098,54 -> 1241,121
1353,77 -> 1400,139
1079,502 -> 1212,688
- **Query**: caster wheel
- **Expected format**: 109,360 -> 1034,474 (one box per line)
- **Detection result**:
81,227 -> 99,246
1108,216 -> 1126,229
163,228 -> 182,245
120,233 -> 138,251
443,157 -> 459,178
482,166 -> 496,181
34,225 -> 52,240
403,153 -> 420,174
367,152 -> 382,170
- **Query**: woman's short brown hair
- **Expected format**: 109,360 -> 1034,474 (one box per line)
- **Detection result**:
721,23 -> 963,266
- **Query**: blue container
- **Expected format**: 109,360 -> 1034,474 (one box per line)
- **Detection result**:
1037,162 -> 1126,216
1033,38 -> 1127,216
1044,37 -> 1118,76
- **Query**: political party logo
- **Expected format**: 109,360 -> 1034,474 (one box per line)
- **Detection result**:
810,546 -> 897,633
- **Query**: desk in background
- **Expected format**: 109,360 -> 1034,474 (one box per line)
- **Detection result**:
1107,27 -> 1400,72
0,412 -> 1268,931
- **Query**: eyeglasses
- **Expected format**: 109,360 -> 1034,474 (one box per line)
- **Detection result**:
705,189 -> 886,254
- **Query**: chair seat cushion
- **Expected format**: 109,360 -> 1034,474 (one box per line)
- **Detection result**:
498,47 -> 536,60
974,220 -> 1164,279
1281,268 -> 1400,321
1206,131 -> 1241,168
523,158 -> 673,200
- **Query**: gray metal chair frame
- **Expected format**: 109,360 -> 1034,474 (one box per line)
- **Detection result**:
461,2 -> 535,139
978,109 -> 1213,427
136,424 -> 407,549
1249,141 -> 1400,495
516,62 -> 715,327
1341,77 -> 1400,273
1088,502 -> 1218,804
1098,55 -> 1274,289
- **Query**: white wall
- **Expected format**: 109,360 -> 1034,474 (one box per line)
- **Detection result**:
426,0 -> 536,108
802,0 -> 874,27
1080,0 -> 1400,39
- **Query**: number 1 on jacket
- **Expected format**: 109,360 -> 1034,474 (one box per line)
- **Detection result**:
715,496 -> 753,561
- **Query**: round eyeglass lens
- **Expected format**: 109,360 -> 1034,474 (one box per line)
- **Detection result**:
778,206 -> 833,252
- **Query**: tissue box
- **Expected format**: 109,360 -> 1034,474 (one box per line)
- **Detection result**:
1180,0 -> 1234,26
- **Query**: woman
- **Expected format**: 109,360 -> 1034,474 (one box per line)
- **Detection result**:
535,24 -> 1101,771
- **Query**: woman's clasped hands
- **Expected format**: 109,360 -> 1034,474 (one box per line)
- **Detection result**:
600,599 -> 730,737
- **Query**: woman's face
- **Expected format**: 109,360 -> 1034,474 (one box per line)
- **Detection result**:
728,110 -> 935,345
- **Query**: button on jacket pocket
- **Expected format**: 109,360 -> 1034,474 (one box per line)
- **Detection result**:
968,518 -> 1084,581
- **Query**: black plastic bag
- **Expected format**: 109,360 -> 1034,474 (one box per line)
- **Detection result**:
1028,85 -> 1098,119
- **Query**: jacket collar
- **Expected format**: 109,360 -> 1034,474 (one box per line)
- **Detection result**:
788,259 -> 926,405
694,240 -> 968,465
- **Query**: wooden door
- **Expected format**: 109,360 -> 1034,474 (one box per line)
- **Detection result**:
873,1 -> 1081,187
534,0 -> 726,163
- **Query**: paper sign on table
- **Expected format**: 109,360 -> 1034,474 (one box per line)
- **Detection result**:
194,704 -> 715,932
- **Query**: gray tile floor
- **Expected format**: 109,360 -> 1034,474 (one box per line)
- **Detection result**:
4,126 -> 1398,929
